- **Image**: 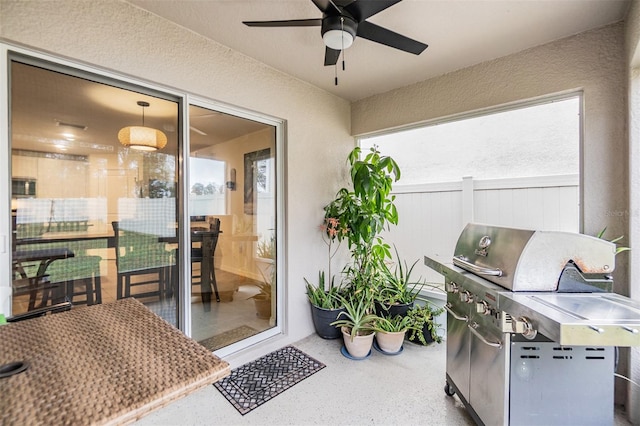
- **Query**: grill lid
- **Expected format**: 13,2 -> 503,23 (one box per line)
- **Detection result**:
453,223 -> 616,292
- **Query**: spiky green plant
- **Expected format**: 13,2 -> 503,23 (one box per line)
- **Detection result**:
596,227 -> 631,255
330,291 -> 377,341
377,246 -> 425,306
305,271 -> 344,309
372,314 -> 421,334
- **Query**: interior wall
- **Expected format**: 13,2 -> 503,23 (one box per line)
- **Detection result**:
0,0 -> 353,365
352,22 -> 630,406
197,127 -> 274,279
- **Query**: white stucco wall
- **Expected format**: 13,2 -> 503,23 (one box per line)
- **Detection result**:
625,0 -> 640,422
352,22 -> 631,409
0,0 -> 354,366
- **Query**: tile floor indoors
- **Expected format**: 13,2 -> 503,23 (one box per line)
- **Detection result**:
136,333 -> 633,426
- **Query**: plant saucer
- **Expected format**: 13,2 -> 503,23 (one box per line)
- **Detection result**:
340,346 -> 371,360
373,340 -> 404,356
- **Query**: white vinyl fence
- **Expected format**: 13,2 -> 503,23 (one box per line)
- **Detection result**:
382,174 -> 579,285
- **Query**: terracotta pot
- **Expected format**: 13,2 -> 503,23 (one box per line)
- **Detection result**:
341,326 -> 375,359
375,330 -> 406,353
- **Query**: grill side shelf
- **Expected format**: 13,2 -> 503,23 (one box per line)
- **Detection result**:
498,292 -> 640,347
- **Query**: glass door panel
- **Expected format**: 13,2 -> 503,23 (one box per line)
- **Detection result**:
188,104 -> 276,350
10,60 -> 180,325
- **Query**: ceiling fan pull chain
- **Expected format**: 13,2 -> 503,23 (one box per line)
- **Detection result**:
341,17 -> 346,71
335,61 -> 338,86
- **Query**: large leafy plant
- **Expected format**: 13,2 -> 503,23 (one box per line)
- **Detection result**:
324,146 -> 401,299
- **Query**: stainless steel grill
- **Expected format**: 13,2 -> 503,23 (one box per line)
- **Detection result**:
425,223 -> 640,426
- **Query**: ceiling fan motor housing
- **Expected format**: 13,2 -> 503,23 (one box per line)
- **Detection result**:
321,15 -> 357,50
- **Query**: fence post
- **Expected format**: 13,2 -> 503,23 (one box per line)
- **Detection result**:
462,176 -> 474,227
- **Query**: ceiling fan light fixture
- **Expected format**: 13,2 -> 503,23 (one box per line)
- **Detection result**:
323,29 -> 354,50
321,15 -> 357,51
118,101 -> 167,151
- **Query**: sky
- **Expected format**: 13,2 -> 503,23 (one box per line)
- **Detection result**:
361,96 -> 579,185
190,157 -> 225,191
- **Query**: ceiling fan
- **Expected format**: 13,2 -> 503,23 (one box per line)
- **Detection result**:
243,0 -> 428,82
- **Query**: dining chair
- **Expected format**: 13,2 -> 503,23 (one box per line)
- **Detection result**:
12,274 -> 67,312
47,255 -> 102,306
191,218 -> 221,308
112,221 -> 175,301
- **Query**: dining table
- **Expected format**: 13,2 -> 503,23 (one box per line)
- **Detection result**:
0,298 -> 230,425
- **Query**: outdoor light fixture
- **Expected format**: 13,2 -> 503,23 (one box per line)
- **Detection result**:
118,101 -> 167,151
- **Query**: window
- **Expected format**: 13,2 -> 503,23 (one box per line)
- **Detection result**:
360,95 -> 581,284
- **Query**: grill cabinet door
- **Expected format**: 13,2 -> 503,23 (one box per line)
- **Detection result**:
446,290 -> 471,401
468,315 -> 509,426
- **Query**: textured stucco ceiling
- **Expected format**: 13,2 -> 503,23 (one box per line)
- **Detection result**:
127,0 -> 630,102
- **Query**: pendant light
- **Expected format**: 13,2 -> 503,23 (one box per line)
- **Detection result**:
118,101 -> 167,151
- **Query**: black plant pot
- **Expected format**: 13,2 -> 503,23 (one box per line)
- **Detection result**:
310,303 -> 346,339
375,301 -> 414,318
408,322 -> 435,345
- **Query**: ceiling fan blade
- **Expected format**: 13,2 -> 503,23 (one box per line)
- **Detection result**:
243,18 -> 322,27
311,0 -> 356,15
324,47 -> 341,66
311,0 -> 341,14
190,126 -> 207,136
357,21 -> 427,55
344,0 -> 402,22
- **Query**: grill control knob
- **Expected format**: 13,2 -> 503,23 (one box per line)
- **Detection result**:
475,301 -> 490,315
445,282 -> 459,293
512,316 -> 538,340
460,291 -> 473,303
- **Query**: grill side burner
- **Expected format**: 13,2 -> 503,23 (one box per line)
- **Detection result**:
425,223 -> 640,426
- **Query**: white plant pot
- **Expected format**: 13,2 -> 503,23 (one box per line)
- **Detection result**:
341,327 -> 375,359
375,330 -> 406,353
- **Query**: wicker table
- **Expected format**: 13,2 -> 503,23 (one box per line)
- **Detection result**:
0,298 -> 230,425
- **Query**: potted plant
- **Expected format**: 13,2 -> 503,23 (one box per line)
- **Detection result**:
305,271 -> 345,339
331,291 -> 378,359
372,314 -> 420,354
375,246 -> 424,318
406,302 -> 445,345
248,267 -> 274,319
307,145 -> 401,340
305,217 -> 347,339
323,145 -> 401,305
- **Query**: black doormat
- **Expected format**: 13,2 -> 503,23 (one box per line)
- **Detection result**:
214,345 -> 325,415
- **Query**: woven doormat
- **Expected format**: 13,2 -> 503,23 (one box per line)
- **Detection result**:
214,345 -> 325,415
198,325 -> 257,351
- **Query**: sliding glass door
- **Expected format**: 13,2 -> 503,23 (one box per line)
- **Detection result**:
188,104 -> 277,350
5,47 -> 284,351
9,59 -> 180,324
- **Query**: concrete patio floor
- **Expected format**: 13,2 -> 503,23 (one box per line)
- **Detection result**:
136,333 -> 633,425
